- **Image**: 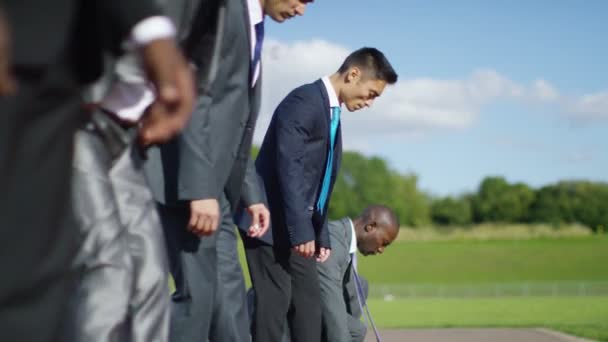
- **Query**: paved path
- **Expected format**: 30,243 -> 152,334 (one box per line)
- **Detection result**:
364,328 -> 595,342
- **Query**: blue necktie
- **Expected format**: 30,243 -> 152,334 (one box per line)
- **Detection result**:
251,21 -> 264,82
316,106 -> 341,213
351,252 -> 382,342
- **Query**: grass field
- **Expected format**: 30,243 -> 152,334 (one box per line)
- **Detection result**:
357,236 -> 608,284
237,234 -> 608,340
368,297 -> 608,341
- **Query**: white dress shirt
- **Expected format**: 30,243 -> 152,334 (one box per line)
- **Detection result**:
99,16 -> 176,122
348,218 -> 357,255
321,76 -> 341,119
247,0 -> 264,86
130,16 -> 176,47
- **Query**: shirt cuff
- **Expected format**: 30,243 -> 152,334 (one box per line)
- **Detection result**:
130,16 -> 176,47
99,82 -> 155,122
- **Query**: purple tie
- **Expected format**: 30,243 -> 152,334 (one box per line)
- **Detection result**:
251,20 -> 264,82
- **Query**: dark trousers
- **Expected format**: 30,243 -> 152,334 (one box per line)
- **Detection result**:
243,237 -> 322,342
0,68 -> 81,341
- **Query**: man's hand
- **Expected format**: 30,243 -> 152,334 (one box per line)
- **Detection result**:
189,199 -> 220,237
316,247 -> 331,263
246,203 -> 270,238
138,38 -> 195,146
293,240 -> 315,258
0,9 -> 17,96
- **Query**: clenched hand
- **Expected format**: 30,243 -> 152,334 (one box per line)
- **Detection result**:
189,198 -> 220,237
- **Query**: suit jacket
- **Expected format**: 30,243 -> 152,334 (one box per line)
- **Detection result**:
144,0 -> 264,212
251,79 -> 342,248
317,218 -> 366,342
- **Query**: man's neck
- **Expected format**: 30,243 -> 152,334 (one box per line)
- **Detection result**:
259,0 -> 265,14
329,73 -> 343,105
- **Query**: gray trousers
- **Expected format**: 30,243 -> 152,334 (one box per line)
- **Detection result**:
210,216 -> 250,342
247,274 -> 369,342
69,128 -> 170,342
159,194 -> 250,342
157,201 -> 219,342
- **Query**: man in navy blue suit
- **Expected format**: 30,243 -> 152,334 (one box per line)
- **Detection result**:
241,47 -> 398,342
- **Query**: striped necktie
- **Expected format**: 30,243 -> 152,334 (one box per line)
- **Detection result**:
316,106 -> 341,213
351,252 -> 382,342
251,20 -> 264,82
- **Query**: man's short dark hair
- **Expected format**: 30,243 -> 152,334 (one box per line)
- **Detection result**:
338,47 -> 398,84
362,204 -> 400,229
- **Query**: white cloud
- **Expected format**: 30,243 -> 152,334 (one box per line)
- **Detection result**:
531,79 -> 560,102
255,38 -> 608,150
569,91 -> 608,120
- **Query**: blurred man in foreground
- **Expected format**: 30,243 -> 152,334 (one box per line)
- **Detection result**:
0,2 -> 194,341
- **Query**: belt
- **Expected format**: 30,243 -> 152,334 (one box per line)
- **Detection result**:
85,108 -> 136,162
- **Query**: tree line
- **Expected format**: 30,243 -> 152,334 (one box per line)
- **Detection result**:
329,152 -> 608,231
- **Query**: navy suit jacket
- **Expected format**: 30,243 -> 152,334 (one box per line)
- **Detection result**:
249,79 -> 342,248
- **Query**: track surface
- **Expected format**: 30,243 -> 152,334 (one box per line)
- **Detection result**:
364,328 -> 595,342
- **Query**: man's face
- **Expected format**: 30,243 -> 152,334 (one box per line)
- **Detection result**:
264,0 -> 313,23
341,68 -> 387,112
358,223 -> 398,256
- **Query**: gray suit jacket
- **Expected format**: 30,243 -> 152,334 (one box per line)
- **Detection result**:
317,218 -> 367,342
144,0 -> 263,211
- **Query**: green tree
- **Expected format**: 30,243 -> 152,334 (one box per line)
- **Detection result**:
329,151 -> 430,226
530,181 -> 608,231
471,176 -> 535,223
430,196 -> 472,226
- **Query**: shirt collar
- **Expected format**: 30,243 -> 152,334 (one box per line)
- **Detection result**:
247,0 -> 264,26
347,218 -> 357,255
321,76 -> 340,108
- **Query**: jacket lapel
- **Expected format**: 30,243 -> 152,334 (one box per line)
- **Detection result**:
240,0 -> 254,85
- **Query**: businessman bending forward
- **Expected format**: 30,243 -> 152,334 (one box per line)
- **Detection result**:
244,47 -> 398,342
318,206 -> 399,342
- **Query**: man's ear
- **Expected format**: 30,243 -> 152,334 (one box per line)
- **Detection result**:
348,67 -> 361,83
364,221 -> 377,233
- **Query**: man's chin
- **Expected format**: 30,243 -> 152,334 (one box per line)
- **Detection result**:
269,14 -> 286,23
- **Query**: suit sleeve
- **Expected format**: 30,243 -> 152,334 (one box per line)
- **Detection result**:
318,217 -> 331,249
175,93 -> 244,202
98,0 -> 161,52
275,92 -> 318,246
317,251 -> 350,342
240,156 -> 265,206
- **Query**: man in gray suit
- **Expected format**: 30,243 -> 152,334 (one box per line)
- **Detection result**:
144,1 -> 315,341
318,205 -> 400,342
69,16 -> 197,342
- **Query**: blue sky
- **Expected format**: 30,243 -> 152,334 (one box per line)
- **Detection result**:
258,0 -> 608,196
